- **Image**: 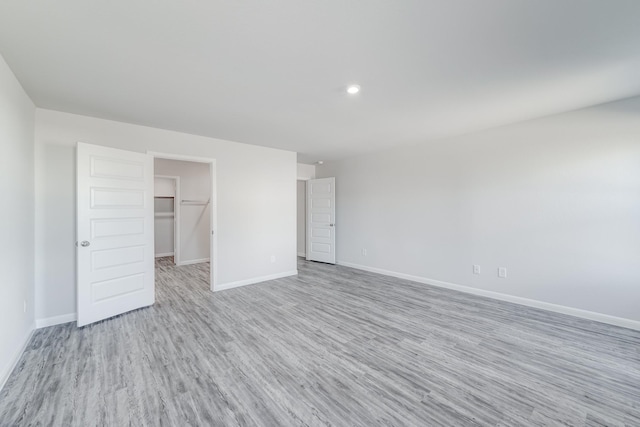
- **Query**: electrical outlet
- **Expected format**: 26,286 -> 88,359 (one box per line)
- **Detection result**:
473,265 -> 481,275
361,248 -> 367,256
270,255 -> 276,263
498,267 -> 507,278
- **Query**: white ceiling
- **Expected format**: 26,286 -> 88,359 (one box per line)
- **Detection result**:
1,1 -> 639,163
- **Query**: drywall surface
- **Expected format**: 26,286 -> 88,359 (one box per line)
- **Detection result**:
297,163 -> 316,180
155,159 -> 211,263
297,181 -> 306,256
34,109 -> 297,320
153,177 -> 176,257
154,212 -> 175,256
317,96 -> 640,322
154,176 -> 176,197
0,54 -> 35,387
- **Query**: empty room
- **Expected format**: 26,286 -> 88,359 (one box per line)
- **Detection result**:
1,1 -> 639,426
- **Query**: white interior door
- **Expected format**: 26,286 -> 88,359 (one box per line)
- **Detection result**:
306,177 -> 336,264
76,142 -> 155,327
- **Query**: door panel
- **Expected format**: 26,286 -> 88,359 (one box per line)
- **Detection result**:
311,228 -> 331,238
91,157 -> 144,179
91,188 -> 145,208
311,213 -> 331,222
311,242 -> 332,253
91,218 -> 145,239
92,273 -> 146,302
311,198 -> 331,209
306,177 -> 336,264
91,246 -> 145,270
77,142 -> 155,326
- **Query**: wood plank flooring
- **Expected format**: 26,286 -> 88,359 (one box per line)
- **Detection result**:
1,257 -> 639,426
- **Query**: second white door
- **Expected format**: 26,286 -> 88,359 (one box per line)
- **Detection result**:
306,177 -> 336,264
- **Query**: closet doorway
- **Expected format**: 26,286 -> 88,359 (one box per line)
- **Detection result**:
150,152 -> 217,291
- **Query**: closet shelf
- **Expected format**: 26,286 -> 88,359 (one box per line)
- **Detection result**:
181,199 -> 210,205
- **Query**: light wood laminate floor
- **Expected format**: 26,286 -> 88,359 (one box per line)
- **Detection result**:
1,257 -> 639,426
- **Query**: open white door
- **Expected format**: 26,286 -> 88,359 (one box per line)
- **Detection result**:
76,142 -> 155,327
306,177 -> 336,264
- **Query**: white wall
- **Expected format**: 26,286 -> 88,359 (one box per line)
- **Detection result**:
34,109 -> 297,321
317,96 -> 640,326
154,177 -> 176,257
154,177 -> 176,197
155,159 -> 211,263
0,54 -> 35,388
297,163 -> 316,180
154,207 -> 175,256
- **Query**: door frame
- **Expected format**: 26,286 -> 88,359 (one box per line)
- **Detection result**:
148,151 -> 217,292
154,175 -> 181,264
296,179 -> 308,258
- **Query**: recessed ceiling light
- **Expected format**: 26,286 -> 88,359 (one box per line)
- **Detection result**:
316,160 -> 324,165
346,84 -> 361,95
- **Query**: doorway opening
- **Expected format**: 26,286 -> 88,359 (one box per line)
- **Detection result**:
297,179 -> 307,258
150,152 -> 217,292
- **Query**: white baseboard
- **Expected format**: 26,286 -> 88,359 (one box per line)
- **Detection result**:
215,270 -> 298,292
0,322 -> 35,392
177,258 -> 209,266
155,252 -> 174,258
337,261 -> 640,331
36,313 -> 77,328
297,252 -> 306,258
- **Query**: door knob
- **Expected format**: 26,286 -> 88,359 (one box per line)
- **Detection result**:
80,241 -> 90,247
329,224 -> 334,227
